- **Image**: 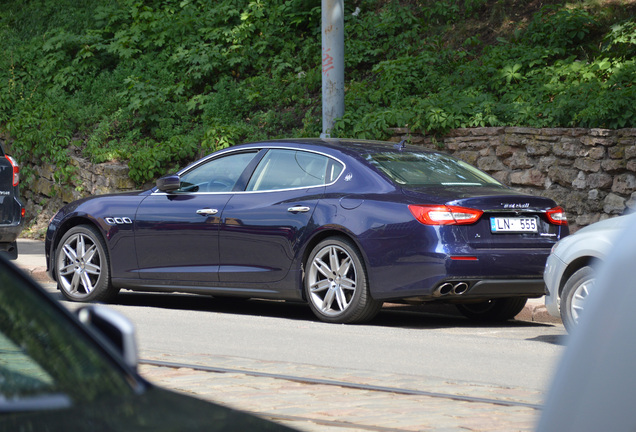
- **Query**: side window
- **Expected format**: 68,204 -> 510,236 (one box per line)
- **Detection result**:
179,151 -> 257,193
246,150 -> 333,192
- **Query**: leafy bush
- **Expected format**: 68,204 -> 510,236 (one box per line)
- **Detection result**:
0,0 -> 634,187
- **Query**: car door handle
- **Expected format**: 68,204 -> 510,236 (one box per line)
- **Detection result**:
287,206 -> 311,213
196,208 -> 219,216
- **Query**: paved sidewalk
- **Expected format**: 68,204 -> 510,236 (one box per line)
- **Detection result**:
14,238 -> 50,281
138,351 -> 543,432
13,238 -> 562,325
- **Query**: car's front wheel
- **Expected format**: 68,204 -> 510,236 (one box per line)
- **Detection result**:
55,225 -> 119,302
560,266 -> 594,332
305,237 -> 382,323
456,297 -> 528,321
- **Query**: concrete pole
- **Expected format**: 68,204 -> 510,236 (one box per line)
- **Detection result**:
321,0 -> 344,138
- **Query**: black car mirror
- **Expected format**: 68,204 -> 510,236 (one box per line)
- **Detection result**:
156,174 -> 181,192
76,305 -> 139,370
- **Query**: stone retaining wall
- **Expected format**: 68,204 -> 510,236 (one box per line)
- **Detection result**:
11,127 -> 636,235
19,155 -> 139,237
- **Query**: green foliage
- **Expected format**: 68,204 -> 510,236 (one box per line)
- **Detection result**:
334,1 -> 635,137
522,6 -> 597,49
421,0 -> 489,24
0,0 -> 634,188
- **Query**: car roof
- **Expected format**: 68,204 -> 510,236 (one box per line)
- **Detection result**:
178,138 -> 453,181
228,138 -> 442,159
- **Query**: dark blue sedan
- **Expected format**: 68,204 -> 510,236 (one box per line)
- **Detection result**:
45,139 -> 569,324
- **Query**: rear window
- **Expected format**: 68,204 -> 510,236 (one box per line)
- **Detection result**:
365,152 -> 502,187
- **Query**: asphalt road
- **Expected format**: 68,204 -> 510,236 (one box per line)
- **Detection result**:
16,238 -> 567,389
131,297 -> 567,387
30,279 -> 567,391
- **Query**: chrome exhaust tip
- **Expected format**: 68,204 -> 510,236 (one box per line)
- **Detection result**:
451,282 -> 469,295
434,282 -> 454,297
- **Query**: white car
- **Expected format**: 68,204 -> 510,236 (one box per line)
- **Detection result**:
538,212 -> 636,432
543,213 -> 634,331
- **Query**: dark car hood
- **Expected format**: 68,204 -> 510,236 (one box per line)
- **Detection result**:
3,385 -> 293,431
401,185 -> 557,211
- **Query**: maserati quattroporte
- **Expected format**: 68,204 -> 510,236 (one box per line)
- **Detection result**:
46,139 -> 569,323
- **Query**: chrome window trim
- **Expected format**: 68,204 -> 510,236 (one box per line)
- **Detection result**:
151,146 -> 347,196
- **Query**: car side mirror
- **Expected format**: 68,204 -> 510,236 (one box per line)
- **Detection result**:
76,305 -> 139,370
156,174 -> 181,193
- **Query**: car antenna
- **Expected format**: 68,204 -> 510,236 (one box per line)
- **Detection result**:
394,139 -> 407,150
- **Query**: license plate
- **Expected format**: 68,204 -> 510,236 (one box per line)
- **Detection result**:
490,217 -> 538,233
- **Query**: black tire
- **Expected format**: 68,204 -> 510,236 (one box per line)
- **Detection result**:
560,266 -> 594,332
305,237 -> 382,324
55,225 -> 119,302
456,297 -> 528,322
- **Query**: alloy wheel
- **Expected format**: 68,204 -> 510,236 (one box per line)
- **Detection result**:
58,232 -> 103,298
307,244 -> 357,316
55,225 -> 117,302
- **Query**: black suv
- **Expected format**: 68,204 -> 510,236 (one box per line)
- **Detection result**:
0,142 -> 24,259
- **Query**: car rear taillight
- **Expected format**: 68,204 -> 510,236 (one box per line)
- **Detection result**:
409,205 -> 483,225
546,206 -> 568,226
5,155 -> 19,186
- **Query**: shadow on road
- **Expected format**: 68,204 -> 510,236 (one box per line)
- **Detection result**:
527,334 -> 567,346
76,291 -> 560,332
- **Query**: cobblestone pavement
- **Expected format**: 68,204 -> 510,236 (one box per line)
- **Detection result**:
139,351 -> 543,432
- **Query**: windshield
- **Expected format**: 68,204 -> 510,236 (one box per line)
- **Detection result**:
366,152 -> 502,187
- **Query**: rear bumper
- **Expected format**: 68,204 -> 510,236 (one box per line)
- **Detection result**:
543,253 -> 567,318
0,222 -> 23,243
0,221 -> 23,260
0,209 -> 24,258
385,274 -> 548,303
371,247 -> 552,302
431,277 -> 546,299
0,240 -> 18,260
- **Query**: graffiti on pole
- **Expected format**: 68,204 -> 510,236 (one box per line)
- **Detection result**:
322,48 -> 335,75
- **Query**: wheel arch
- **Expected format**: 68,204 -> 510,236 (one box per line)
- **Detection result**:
558,256 -> 602,298
299,228 -> 370,300
49,216 -> 111,279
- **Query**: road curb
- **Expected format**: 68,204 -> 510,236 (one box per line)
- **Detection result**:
20,265 -> 51,283
517,299 -> 562,324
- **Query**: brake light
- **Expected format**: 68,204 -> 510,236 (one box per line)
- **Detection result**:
546,206 -> 568,226
5,155 -> 19,186
409,205 -> 483,225
450,256 -> 478,261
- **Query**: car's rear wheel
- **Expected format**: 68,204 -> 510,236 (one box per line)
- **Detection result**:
560,266 -> 593,332
456,297 -> 527,321
55,225 -> 119,302
305,237 -> 382,323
